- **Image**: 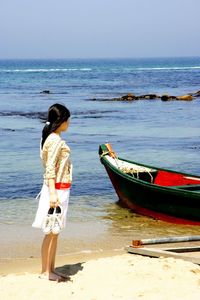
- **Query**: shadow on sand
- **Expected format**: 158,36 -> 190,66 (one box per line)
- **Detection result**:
55,262 -> 84,278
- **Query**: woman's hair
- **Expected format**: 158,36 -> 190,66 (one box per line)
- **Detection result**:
41,103 -> 70,148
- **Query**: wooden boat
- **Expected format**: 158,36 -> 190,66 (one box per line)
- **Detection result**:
99,143 -> 200,225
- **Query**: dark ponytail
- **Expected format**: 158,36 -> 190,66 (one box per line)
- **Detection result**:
41,103 -> 70,148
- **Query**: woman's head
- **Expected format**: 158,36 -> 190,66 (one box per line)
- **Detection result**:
41,103 -> 70,147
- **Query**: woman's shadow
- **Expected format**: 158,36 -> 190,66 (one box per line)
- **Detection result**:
55,262 -> 84,279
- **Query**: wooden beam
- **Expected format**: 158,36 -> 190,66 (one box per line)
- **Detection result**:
165,246 -> 200,253
127,246 -> 200,265
132,235 -> 200,247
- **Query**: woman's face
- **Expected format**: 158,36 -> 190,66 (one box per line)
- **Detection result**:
60,119 -> 70,132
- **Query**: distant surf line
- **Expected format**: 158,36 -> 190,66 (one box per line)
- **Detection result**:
0,66 -> 200,73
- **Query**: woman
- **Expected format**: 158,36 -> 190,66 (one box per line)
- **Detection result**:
32,103 -> 72,282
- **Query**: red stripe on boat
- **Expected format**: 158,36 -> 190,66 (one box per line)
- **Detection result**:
154,170 -> 200,186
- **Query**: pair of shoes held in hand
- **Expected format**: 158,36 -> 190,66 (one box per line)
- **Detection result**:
42,206 -> 62,235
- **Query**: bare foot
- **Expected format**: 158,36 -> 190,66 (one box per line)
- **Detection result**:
39,273 -> 48,280
54,271 -> 71,281
49,273 -> 64,282
39,272 -> 65,282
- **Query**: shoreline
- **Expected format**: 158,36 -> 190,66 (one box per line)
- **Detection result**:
2,216 -> 200,260
0,248 -> 125,276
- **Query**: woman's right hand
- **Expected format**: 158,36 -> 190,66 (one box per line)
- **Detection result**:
49,193 -> 58,208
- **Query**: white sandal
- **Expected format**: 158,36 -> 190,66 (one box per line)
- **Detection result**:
52,206 -> 62,234
42,208 -> 55,234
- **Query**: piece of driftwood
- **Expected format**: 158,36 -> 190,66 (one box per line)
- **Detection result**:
132,236 -> 200,247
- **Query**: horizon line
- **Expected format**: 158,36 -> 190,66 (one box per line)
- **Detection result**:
0,55 -> 200,61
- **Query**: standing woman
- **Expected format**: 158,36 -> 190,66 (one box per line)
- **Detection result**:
32,103 -> 72,282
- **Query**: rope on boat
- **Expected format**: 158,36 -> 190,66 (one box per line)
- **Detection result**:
118,165 -> 154,183
100,144 -> 120,168
100,144 -> 154,183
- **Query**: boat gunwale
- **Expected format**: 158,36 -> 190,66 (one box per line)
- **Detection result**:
100,151 -> 200,197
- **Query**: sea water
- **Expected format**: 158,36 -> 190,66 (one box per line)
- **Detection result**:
0,57 -> 200,258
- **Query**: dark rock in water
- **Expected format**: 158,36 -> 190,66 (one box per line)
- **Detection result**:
121,93 -> 136,101
145,94 -> 158,99
192,90 -> 200,98
161,95 -> 170,101
177,94 -> 193,101
113,93 -> 161,101
40,90 -> 51,94
2,128 -> 15,132
161,95 -> 177,101
108,98 -> 118,101
109,93 -> 136,101
138,94 -> 159,100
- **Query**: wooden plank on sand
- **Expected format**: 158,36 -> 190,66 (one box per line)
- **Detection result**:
127,246 -> 200,265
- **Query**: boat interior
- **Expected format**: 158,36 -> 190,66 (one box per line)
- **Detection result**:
106,155 -> 200,190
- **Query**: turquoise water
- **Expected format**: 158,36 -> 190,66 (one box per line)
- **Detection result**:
0,57 -> 200,258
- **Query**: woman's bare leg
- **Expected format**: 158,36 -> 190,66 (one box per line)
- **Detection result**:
50,234 -> 58,272
41,234 -> 50,274
41,233 -> 61,281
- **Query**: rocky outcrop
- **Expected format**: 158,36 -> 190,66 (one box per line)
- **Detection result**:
112,89 -> 200,102
137,94 -> 159,100
161,95 -> 177,101
121,93 -> 136,101
177,95 -> 193,101
110,93 -> 159,101
91,89 -> 200,102
192,90 -> 200,98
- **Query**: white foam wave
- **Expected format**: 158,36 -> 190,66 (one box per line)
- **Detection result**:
0,68 -> 92,73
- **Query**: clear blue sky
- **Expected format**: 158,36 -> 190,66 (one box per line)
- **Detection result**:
0,0 -> 200,59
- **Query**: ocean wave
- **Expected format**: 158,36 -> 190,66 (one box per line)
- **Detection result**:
0,111 -> 46,120
0,68 -> 92,73
0,109 -> 118,120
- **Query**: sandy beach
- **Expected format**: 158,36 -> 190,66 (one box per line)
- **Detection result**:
1,251 -> 200,300
1,56 -> 200,300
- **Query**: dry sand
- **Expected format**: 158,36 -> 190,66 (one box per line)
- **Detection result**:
1,252 -> 200,300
